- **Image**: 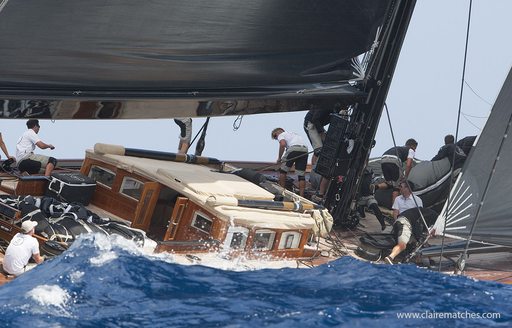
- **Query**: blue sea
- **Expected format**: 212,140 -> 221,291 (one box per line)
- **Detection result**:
0,235 -> 510,327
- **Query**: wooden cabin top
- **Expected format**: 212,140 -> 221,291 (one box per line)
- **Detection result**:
84,143 -> 318,230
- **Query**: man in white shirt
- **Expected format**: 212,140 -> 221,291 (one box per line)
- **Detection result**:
271,127 -> 309,197
384,181 -> 423,264
3,220 -> 44,276
392,181 -> 423,219
16,119 -> 57,176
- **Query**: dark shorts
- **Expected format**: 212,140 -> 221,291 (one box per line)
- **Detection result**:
18,154 -> 50,174
280,145 -> 308,177
381,155 -> 402,184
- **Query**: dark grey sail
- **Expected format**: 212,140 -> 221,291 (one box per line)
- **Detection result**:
0,0 -> 392,119
434,67 -> 512,247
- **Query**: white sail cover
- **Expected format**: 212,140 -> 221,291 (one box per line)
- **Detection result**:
86,148 -> 317,230
433,68 -> 512,247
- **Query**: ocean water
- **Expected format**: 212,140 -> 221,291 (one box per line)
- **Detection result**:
0,235 -> 510,327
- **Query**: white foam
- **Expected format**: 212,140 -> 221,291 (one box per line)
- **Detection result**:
69,271 -> 84,283
74,233 -> 303,272
90,250 -> 118,266
27,284 -> 70,312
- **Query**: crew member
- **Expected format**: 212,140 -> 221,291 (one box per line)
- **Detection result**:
431,134 -> 466,170
16,119 -> 57,176
375,138 -> 418,203
271,127 -> 308,197
384,207 -> 437,264
3,220 -> 44,276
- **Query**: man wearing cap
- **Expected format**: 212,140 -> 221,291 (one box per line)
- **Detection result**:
2,220 -> 44,276
16,119 -> 57,176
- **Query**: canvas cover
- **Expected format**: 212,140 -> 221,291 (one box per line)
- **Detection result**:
86,148 -> 316,230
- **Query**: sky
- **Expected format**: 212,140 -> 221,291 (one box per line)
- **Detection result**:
1,0 -> 511,163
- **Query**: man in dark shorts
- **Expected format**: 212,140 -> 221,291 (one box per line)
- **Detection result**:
375,139 -> 418,203
15,119 -> 57,176
384,207 -> 438,264
271,127 -> 309,197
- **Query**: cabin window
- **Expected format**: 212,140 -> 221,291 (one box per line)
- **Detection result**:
278,232 -> 301,249
253,230 -> 275,251
89,165 -> 115,188
191,212 -> 213,234
119,177 -> 145,200
223,227 -> 248,250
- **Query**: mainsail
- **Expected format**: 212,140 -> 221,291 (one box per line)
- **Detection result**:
0,0 -> 389,94
433,67 -> 512,247
0,0 -> 393,119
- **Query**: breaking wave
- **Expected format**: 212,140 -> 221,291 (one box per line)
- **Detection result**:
0,234 -> 510,327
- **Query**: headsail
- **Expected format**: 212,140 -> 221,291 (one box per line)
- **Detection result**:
433,67 -> 512,247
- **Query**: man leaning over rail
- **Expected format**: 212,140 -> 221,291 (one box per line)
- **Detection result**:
3,220 -> 45,276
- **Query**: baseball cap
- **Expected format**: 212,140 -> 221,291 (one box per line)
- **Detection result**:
21,220 -> 38,233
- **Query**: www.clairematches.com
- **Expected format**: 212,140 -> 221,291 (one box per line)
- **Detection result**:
396,311 -> 501,320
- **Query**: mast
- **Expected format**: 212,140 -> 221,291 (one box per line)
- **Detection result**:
322,0 -> 417,227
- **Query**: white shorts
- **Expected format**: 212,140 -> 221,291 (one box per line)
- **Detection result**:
304,121 -> 323,152
397,216 -> 413,245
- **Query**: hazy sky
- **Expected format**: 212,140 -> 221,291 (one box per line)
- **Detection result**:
1,0 -> 510,163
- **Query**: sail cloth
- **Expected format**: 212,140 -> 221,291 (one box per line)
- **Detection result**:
433,68 -> 512,247
0,0 -> 390,93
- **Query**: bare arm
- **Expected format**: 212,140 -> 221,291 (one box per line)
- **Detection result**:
393,209 -> 399,220
277,140 -> 286,162
35,140 -> 55,150
33,253 -> 45,264
0,134 -> 14,160
404,158 -> 413,177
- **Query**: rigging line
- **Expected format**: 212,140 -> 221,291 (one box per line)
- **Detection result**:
189,118 -> 208,147
461,112 -> 488,119
252,149 -> 316,172
464,80 -> 494,107
441,0 -> 473,273
383,103 -> 429,238
461,113 -> 483,130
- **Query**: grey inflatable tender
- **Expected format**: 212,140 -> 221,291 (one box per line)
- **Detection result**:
407,157 -> 451,191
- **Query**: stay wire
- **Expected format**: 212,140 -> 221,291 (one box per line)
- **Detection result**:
253,149 -> 316,172
438,0 -> 473,273
189,118 -> 209,147
383,103 -> 429,241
